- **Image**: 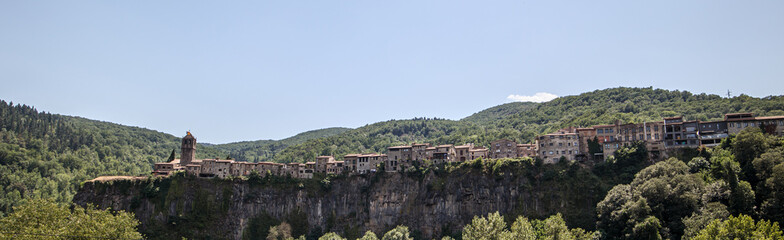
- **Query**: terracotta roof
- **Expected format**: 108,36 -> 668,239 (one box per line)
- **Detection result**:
306,162 -> 315,165
755,116 -> 784,120
185,164 -> 201,167
412,143 -> 431,146
470,148 -> 488,152
316,156 -> 334,159
388,145 -> 412,149
437,144 -> 453,148
425,147 -> 437,150
454,145 -> 471,149
344,154 -> 360,157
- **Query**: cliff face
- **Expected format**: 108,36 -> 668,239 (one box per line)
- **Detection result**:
74,163 -> 605,239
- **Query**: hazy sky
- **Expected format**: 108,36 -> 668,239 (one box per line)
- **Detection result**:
2,1 -> 783,143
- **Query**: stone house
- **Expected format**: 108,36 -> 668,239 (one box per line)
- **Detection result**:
538,129 -> 580,164
490,139 -> 518,159
516,143 -> 537,158
469,148 -> 488,160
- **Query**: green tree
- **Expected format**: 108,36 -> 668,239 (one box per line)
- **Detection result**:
168,148 -> 176,162
681,202 -> 730,240
732,127 -> 773,184
382,225 -> 413,240
267,222 -> 293,240
462,212 -> 509,240
0,198 -> 142,240
509,216 -> 536,240
532,213 -> 574,240
359,231 -> 379,240
692,214 -> 783,240
319,232 -> 347,240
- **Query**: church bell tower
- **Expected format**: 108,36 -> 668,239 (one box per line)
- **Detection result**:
180,131 -> 196,166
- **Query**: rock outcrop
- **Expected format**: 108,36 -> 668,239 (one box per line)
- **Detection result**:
74,163 -> 604,239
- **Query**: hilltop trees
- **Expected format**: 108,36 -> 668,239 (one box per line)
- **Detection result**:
0,198 -> 142,239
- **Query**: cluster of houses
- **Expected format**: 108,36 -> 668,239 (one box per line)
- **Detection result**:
153,113 -> 784,179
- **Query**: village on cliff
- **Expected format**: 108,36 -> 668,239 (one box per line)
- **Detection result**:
153,112 -> 784,179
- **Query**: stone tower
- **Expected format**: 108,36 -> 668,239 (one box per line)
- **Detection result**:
180,131 -> 196,166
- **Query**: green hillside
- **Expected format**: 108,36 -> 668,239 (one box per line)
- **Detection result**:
212,127 -> 351,162
461,101 -> 539,124
0,100 -> 347,214
0,100 -> 222,213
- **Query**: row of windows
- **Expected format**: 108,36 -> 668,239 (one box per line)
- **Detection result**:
541,150 -> 575,155
597,128 -> 614,134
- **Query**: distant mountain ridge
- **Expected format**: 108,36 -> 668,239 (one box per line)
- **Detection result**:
212,127 -> 351,162
461,101 -> 539,124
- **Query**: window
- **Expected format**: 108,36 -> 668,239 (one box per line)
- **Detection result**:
567,142 -> 571,146
549,143 -> 553,146
597,129 -> 604,134
559,143 -> 563,146
608,129 -> 614,133
654,126 -> 659,131
548,151 -> 553,155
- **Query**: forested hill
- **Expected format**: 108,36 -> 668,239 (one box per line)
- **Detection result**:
212,127 -> 351,162
0,100 -> 222,213
460,101 -> 539,124
0,100 -> 340,214
271,87 -> 784,163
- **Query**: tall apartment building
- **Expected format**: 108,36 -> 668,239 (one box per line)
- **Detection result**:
387,145 -> 412,172
490,139 -> 519,159
538,129 -> 580,164
357,153 -> 385,174
315,156 -> 334,173
725,113 -> 784,136
664,117 -> 700,149
431,145 -> 456,164
455,144 -> 472,162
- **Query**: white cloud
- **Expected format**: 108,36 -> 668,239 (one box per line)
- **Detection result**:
507,92 -> 559,103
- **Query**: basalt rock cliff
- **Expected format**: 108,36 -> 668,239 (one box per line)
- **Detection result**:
74,162 -> 607,240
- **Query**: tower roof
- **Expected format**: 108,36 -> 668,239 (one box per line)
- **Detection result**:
183,131 -> 196,139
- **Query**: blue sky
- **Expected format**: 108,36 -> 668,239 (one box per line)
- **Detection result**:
1,1 -> 783,143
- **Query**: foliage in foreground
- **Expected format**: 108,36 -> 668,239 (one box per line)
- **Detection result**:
692,214 -> 783,240
0,198 -> 142,239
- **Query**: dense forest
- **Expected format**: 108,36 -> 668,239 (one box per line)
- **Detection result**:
1,87 -> 784,239
215,127 -> 351,162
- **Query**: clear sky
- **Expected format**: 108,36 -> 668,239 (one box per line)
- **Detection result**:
1,1 -> 783,143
